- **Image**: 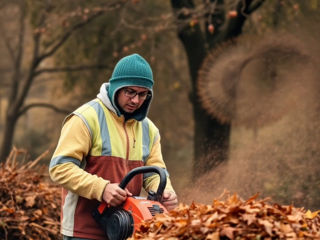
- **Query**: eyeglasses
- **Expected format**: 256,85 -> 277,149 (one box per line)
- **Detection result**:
123,88 -> 151,100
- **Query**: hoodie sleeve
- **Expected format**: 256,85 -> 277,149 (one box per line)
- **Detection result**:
49,115 -> 109,201
143,133 -> 175,194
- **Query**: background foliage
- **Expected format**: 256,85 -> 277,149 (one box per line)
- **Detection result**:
0,0 -> 319,210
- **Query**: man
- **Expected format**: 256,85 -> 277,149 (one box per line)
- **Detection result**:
49,53 -> 178,240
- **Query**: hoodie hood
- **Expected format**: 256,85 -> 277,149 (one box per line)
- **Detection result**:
97,82 -> 153,121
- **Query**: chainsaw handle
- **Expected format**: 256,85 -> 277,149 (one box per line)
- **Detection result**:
119,166 -> 167,202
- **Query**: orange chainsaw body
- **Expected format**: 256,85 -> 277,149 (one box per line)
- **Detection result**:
122,196 -> 167,230
93,166 -> 168,240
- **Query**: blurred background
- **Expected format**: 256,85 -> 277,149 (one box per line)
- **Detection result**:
0,0 -> 319,210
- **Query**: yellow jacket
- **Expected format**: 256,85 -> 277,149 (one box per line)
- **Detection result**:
49,83 -> 174,239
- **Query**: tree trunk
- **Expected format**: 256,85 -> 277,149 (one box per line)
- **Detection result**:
171,0 -> 265,177
193,104 -> 230,176
0,110 -> 18,162
170,0 -> 231,178
181,33 -> 231,177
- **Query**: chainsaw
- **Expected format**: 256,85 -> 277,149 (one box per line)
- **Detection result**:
92,166 -> 168,240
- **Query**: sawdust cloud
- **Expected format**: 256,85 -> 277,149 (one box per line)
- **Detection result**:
180,22 -> 320,210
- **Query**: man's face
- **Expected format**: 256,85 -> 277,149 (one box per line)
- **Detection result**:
117,86 -> 150,113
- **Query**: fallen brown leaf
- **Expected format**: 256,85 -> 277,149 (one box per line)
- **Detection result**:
0,148 -> 61,240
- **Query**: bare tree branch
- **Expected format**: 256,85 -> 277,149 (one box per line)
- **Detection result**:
221,0 -> 265,40
238,0 -> 265,17
18,102 -> 71,117
39,14 -> 102,62
248,0 -> 265,14
14,0 -> 51,113
14,3 -> 128,116
38,2 -> 127,62
14,32 -> 41,113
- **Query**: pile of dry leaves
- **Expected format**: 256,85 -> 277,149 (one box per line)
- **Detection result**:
132,192 -> 320,240
0,148 -> 61,240
1,148 -> 320,240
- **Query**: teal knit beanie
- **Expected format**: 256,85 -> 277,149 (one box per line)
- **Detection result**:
108,54 -> 154,102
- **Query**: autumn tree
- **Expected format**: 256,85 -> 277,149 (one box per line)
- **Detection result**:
170,0 -> 265,176
0,0 -> 129,162
54,0 -> 268,178
1,0 -> 307,183
0,0 -> 266,173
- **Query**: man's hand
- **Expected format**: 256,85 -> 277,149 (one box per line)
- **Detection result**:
161,190 -> 178,211
102,183 -> 132,207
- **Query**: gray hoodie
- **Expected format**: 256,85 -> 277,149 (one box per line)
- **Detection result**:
97,83 -> 153,121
